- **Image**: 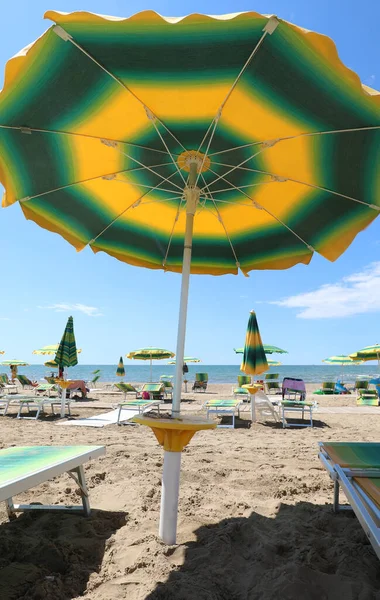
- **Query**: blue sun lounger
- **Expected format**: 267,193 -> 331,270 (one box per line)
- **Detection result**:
0,445 -> 105,518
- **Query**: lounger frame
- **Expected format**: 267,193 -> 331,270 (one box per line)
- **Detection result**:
280,401 -> 314,428
318,443 -> 380,559
0,446 -> 105,518
116,399 -> 160,425
204,400 -> 244,429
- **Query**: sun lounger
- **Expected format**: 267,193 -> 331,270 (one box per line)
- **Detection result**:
192,373 -> 208,392
318,442 -> 380,560
114,382 -> 140,399
2,394 -> 72,419
0,375 -> 18,394
203,398 -> 244,428
141,382 -> 165,400
16,374 -> 37,390
279,399 -> 316,428
0,445 -> 105,518
34,383 -> 58,397
116,398 -> 160,425
161,380 -> 173,401
251,391 -> 280,423
357,389 -> 379,406
265,381 -> 282,395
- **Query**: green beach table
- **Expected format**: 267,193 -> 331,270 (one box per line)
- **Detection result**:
0,445 -> 105,518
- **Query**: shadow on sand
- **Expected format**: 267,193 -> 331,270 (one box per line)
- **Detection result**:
147,502 -> 379,600
0,508 -> 127,600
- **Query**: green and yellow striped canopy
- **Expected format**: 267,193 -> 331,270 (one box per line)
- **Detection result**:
44,359 -> 58,368
116,356 -> 125,377
240,310 -> 268,376
167,357 -> 201,364
0,359 -> 29,366
234,344 -> 287,355
350,345 -> 380,362
55,316 -> 78,368
33,343 -> 82,355
323,354 -> 363,366
0,11 -> 379,275
127,347 -> 175,361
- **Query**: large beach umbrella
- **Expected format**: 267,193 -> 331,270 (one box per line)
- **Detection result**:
127,347 -> 175,381
267,359 -> 282,367
234,344 -> 287,355
0,10 -> 379,545
116,356 -> 125,378
350,345 -> 380,368
323,354 -> 363,380
167,357 -> 201,364
55,316 -> 78,417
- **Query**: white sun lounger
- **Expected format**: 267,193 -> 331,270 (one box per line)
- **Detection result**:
251,391 -> 280,423
1,395 -> 72,420
0,445 -> 105,518
319,442 -> 380,560
116,399 -> 160,425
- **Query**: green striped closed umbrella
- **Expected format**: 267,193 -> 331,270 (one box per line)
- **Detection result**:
55,316 -> 78,370
116,356 -> 125,378
240,311 -> 268,376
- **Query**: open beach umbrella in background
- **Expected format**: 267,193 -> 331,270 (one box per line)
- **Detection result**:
127,347 -> 175,382
116,356 -> 125,379
266,359 -> 282,367
167,357 -> 201,364
0,359 -> 29,381
55,316 -> 78,417
0,9 -> 379,544
33,344 -> 82,355
323,354 -> 363,380
350,345 -> 380,368
234,344 -> 287,355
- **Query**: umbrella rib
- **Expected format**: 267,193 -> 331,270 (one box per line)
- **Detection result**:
115,144 -> 184,192
88,172 -> 181,246
147,115 -> 187,185
52,25 -> 186,153
196,18 -> 278,154
200,174 -> 242,271
162,198 -> 184,269
0,124 -> 172,156
113,180 -> 182,195
18,164 -> 175,203
206,166 -> 315,252
210,163 -> 380,211
207,125 -> 380,157
203,180 -> 278,195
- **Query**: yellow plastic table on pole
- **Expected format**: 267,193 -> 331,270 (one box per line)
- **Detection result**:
133,415 -> 216,544
242,384 -> 263,422
54,378 -> 71,418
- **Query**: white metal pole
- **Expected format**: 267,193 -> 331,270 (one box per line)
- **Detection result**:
172,163 -> 200,417
159,450 -> 182,544
150,357 -> 152,382
60,386 -> 66,418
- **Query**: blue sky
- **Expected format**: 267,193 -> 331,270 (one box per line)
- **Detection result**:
0,0 -> 379,365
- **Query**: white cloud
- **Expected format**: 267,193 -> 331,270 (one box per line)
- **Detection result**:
270,262 -> 380,319
38,303 -> 103,317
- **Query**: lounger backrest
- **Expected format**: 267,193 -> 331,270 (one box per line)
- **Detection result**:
115,382 -> 136,392
17,374 -> 32,386
0,374 -> 9,384
195,373 -> 208,382
237,375 -> 251,386
355,380 -> 369,390
91,375 -> 100,384
267,381 -> 281,390
322,381 -> 335,390
143,383 -> 164,392
265,373 -> 279,380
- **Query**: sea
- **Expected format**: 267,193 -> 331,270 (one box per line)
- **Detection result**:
10,364 -> 380,384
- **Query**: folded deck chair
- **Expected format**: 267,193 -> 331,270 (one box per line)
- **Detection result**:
116,398 -> 161,425
318,442 -> 380,560
251,391 -> 280,423
279,399 -> 316,428
0,445 -> 105,518
16,374 -> 37,390
282,377 -> 306,402
203,398 -> 244,428
192,373 -> 208,392
141,382 -> 165,400
357,389 -> 379,406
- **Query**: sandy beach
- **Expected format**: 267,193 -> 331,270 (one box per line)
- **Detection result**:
0,383 -> 379,600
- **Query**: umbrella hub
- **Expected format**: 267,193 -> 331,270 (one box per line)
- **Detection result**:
178,150 -> 210,175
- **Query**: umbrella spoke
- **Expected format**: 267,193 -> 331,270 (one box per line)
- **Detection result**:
162,198 -> 185,269
208,125 -> 380,157
145,110 -> 187,185
205,167 -> 315,253
52,25 -> 186,155
0,124 -> 172,156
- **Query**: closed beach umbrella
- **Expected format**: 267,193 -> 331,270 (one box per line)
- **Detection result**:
240,311 -> 268,376
127,347 -> 175,382
55,316 -> 78,417
350,345 -> 380,368
116,356 -> 125,378
323,354 -> 363,380
1,10 -> 379,545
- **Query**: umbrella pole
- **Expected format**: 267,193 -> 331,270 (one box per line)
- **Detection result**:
150,357 -> 152,382
159,165 -> 199,545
